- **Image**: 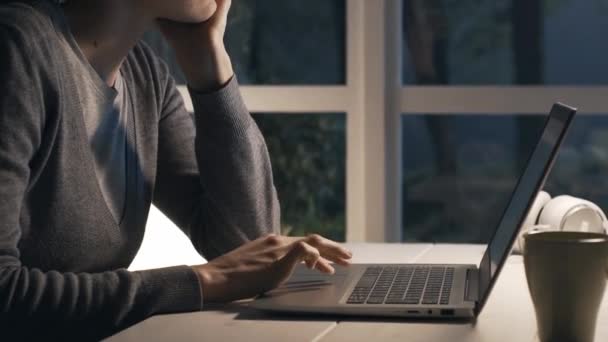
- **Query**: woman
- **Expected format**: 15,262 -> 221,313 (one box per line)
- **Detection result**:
0,0 -> 352,339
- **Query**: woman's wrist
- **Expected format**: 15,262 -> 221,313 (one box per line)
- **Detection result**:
193,264 -> 226,303
185,40 -> 234,94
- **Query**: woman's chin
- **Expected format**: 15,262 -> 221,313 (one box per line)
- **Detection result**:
167,1 -> 218,24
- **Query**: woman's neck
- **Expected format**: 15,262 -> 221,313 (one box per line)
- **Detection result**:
62,1 -> 153,87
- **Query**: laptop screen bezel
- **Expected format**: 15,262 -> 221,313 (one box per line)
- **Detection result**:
474,103 -> 576,315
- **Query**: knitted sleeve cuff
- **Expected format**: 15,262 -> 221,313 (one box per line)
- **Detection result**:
135,265 -> 203,314
189,76 -> 253,142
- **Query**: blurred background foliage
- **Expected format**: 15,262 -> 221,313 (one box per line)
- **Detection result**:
401,0 -> 608,243
253,114 -> 345,241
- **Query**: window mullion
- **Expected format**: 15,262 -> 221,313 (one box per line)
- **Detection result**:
348,0 -> 402,242
400,87 -> 608,114
345,0 -> 367,242
385,0 -> 403,242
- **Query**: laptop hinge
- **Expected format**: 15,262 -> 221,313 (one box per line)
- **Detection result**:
464,268 -> 479,302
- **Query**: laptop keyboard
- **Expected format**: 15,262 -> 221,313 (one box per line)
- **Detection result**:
346,266 -> 455,305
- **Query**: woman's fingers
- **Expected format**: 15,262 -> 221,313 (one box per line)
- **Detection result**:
215,0 -> 232,19
208,0 -> 232,29
314,256 -> 336,274
305,234 -> 353,264
330,257 -> 352,267
272,234 -> 352,271
276,240 -> 321,275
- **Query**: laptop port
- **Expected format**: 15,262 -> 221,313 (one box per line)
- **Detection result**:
440,309 -> 455,316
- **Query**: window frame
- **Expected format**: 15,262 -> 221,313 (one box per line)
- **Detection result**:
178,0 -> 608,243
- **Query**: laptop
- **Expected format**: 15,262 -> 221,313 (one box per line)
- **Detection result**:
250,103 -> 577,319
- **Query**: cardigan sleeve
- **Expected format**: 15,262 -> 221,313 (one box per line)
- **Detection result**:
152,62 -> 280,260
0,24 -> 203,340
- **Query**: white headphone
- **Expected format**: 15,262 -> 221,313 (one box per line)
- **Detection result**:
513,191 -> 608,253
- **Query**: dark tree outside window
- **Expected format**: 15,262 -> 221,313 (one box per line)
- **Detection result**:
402,0 -> 608,243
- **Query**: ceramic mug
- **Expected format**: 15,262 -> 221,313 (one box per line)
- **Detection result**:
524,231 -> 608,342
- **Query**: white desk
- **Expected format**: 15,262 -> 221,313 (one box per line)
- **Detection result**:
107,244 -> 608,342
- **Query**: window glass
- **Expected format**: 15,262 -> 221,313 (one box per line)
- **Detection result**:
402,0 -> 608,85
143,0 -> 346,85
402,114 -> 608,243
401,114 -> 546,243
254,114 -> 346,241
544,116 -> 608,214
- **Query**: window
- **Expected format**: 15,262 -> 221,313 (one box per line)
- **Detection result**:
401,114 -> 608,243
141,0 -> 348,243
254,114 -> 346,241
401,114 -> 546,243
226,0 -> 346,85
402,0 -> 608,85
136,0 -> 608,254
545,115 -> 608,211
144,0 -> 346,85
401,0 -> 608,243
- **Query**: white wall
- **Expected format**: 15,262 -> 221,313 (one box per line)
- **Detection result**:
128,206 -> 206,271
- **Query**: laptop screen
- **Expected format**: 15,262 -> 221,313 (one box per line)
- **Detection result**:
476,103 -> 576,313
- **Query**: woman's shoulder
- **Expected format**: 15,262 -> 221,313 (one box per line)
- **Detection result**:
0,1 -> 58,34
0,1 -> 63,54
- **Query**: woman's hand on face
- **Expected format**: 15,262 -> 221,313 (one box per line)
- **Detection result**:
158,0 -> 234,93
193,234 -> 353,304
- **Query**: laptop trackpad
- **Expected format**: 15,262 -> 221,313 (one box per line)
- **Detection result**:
258,264 -> 352,305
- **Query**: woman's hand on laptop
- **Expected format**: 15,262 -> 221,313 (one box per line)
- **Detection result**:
193,234 -> 353,304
